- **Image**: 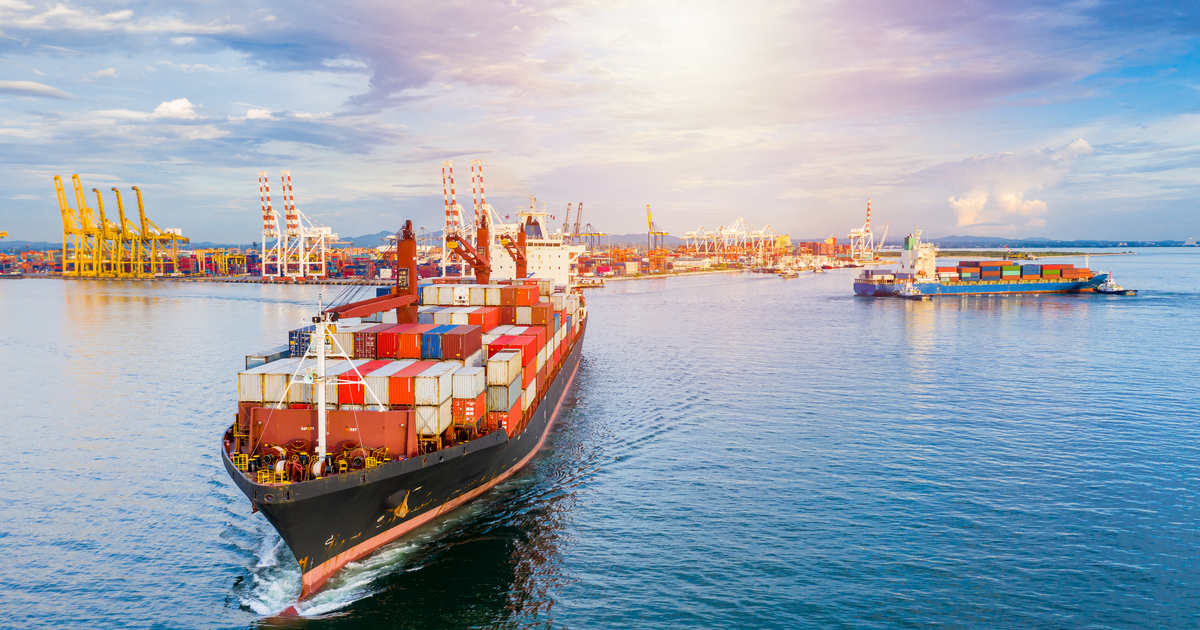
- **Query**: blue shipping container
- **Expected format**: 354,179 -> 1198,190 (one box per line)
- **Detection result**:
421,324 -> 457,359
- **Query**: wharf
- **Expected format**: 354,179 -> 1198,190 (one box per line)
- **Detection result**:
52,275 -> 393,286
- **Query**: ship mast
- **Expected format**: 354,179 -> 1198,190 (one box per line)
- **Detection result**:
315,295 -> 329,462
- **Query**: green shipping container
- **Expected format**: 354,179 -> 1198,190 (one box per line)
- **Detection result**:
1043,270 -> 1061,276
1001,266 -> 1020,272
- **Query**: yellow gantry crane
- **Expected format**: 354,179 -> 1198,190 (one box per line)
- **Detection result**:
646,204 -> 670,272
54,174 -> 189,278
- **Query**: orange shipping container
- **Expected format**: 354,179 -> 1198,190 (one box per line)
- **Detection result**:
468,306 -> 501,332
452,392 -> 487,425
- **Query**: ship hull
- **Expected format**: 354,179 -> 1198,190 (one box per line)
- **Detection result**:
222,319 -> 587,598
853,274 -> 1108,297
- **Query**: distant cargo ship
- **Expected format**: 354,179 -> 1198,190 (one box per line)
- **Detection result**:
221,220 -> 586,602
854,228 -> 1107,297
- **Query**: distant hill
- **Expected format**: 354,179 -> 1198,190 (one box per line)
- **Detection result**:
928,235 -> 1184,248
593,233 -> 685,247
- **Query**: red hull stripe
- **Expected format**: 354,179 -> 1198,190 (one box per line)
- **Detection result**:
299,354 -> 582,598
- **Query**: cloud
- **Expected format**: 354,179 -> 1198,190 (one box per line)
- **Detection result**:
0,79 -> 75,100
11,194 -> 39,200
91,67 -> 118,78
928,139 -> 1095,230
172,36 -> 195,45
246,108 -> 273,119
157,60 -> 223,73
152,98 -> 200,119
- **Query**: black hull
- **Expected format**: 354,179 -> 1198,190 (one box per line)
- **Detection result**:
222,319 -> 587,597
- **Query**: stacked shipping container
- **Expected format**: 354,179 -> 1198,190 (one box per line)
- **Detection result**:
237,280 -> 584,452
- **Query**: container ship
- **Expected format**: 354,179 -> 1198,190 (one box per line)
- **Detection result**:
220,219 -> 587,601
854,228 -> 1107,297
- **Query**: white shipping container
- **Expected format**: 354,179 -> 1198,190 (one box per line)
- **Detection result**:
449,306 -> 475,325
469,286 -> 487,306
515,306 -> 532,325
382,310 -> 399,324
490,325 -> 513,336
421,286 -> 438,305
481,333 -> 500,357
484,286 -> 502,306
536,346 -> 546,371
432,308 -> 453,325
487,351 -> 523,386
415,362 -> 457,405
437,286 -> 456,305
453,286 -> 470,305
523,380 -> 537,410
487,378 -> 523,411
416,399 -> 453,436
340,404 -> 364,411
452,366 -> 486,399
550,292 -> 567,312
237,357 -> 295,402
463,349 -> 483,368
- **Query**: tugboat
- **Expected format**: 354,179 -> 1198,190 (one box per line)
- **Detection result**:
779,267 -> 799,279
1094,273 -> 1137,296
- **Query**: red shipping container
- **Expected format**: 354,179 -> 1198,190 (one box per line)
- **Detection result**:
353,323 -> 396,359
514,286 -> 538,306
487,335 -> 515,359
376,324 -> 416,358
485,400 -> 522,434
397,324 -> 436,359
338,359 -> 393,404
388,360 -> 436,406
500,336 -> 537,366
1021,275 -> 1040,280
523,363 -> 536,388
468,306 -> 501,332
499,306 -> 517,325
452,392 -> 487,425
442,324 -> 483,359
537,363 -> 547,390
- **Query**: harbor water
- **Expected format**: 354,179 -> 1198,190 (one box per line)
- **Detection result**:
1,249 -> 1198,628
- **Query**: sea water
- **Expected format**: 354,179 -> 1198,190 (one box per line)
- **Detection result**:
0,248 -> 1197,628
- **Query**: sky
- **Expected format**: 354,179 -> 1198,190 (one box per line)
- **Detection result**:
2,0 -> 1200,243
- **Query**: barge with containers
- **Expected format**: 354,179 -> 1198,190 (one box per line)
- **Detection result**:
854,228 -> 1107,297
221,219 -> 587,602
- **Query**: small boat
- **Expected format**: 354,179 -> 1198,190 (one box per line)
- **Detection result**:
898,281 -> 931,301
0,270 -> 23,279
779,268 -> 798,278
1094,273 -> 1136,296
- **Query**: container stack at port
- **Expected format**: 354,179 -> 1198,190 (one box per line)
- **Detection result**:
231,278 -> 584,479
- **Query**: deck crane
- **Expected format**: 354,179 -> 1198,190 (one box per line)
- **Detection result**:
445,201 -> 493,284
498,225 -> 528,279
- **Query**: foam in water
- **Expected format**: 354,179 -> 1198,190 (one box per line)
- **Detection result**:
240,490 -> 500,617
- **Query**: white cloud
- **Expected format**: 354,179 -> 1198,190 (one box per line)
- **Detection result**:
0,79 -> 74,100
157,60 -> 222,73
933,139 -> 1094,231
31,67 -> 44,76
246,108 -> 273,119
92,67 -> 118,78
152,98 -> 200,119
171,36 -> 195,44
12,194 -> 40,200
